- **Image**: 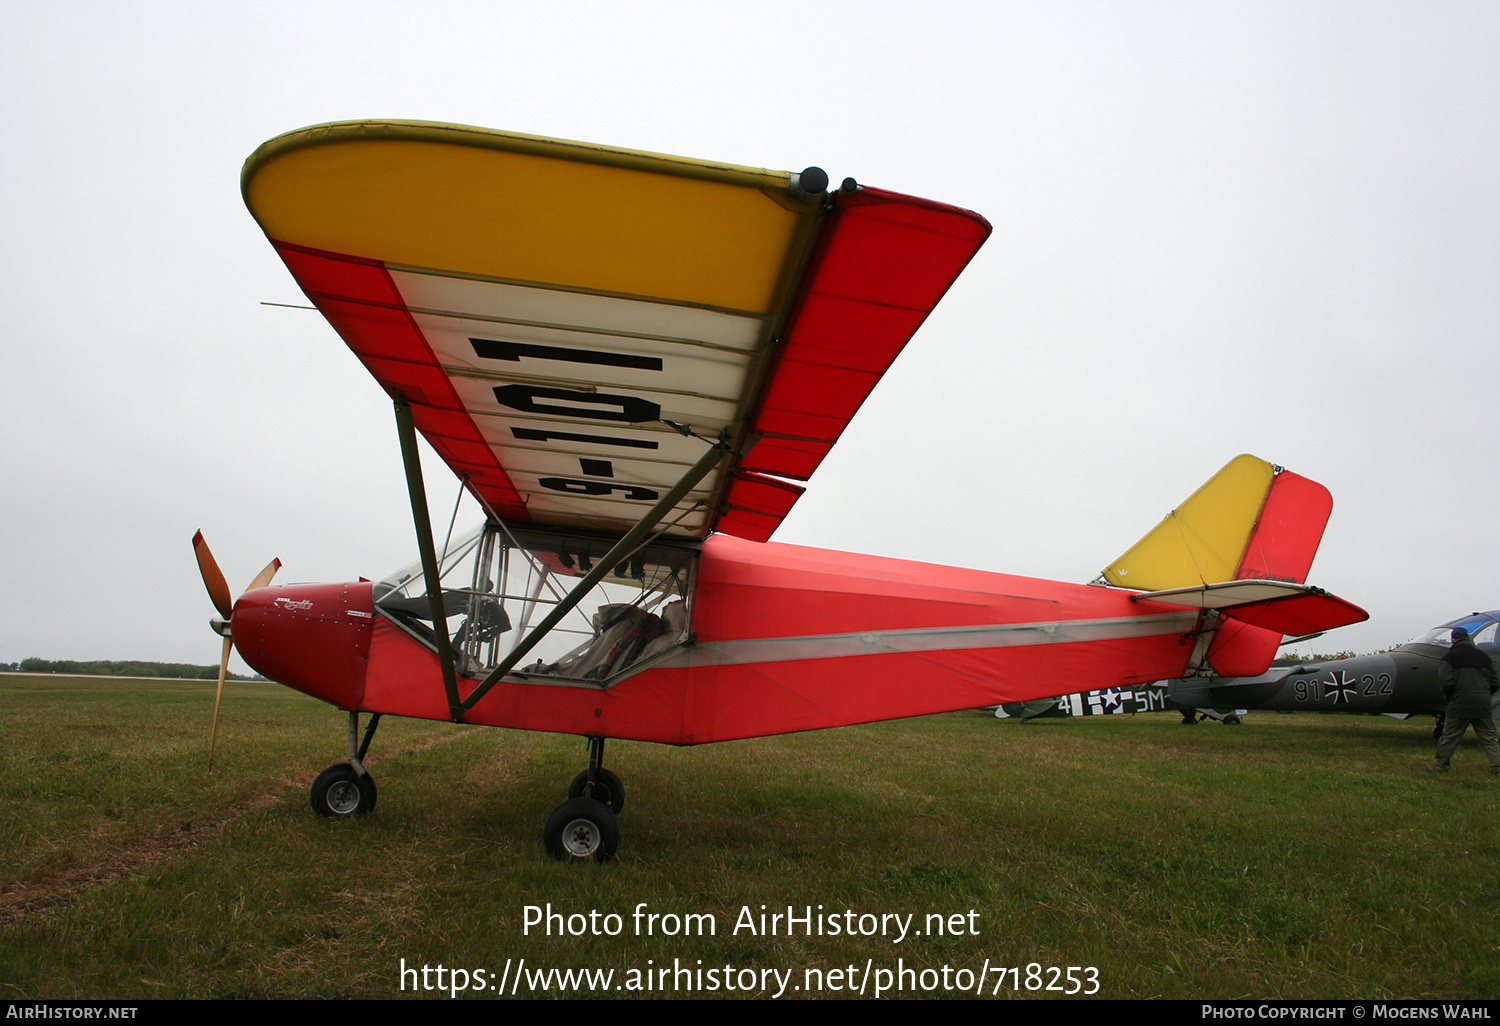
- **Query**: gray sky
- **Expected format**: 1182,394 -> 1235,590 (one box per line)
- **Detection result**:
2,0 -> 1496,672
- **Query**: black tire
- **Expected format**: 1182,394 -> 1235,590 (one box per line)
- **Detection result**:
1223,715 -> 1242,726
544,798 -> 619,862
567,768 -> 625,813
311,763 -> 376,817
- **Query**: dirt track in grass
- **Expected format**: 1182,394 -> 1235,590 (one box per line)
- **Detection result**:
0,728 -> 481,925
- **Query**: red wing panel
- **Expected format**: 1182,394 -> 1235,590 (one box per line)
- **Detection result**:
277,243 -> 530,520
732,187 -> 991,491
738,436 -> 830,481
714,473 -> 806,545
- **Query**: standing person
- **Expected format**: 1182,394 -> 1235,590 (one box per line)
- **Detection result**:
1427,627 -> 1500,774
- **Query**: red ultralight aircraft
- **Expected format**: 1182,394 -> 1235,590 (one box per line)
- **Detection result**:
194,121 -> 1366,860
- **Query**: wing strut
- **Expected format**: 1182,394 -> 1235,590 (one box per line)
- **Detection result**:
393,396 -> 464,721
457,433 -> 733,718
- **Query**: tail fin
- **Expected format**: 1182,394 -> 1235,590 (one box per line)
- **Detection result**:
1101,454 -> 1331,590
1101,455 -> 1361,676
1231,466 -> 1333,586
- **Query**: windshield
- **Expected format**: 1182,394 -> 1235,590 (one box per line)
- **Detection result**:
373,521 -> 695,684
1411,613 -> 1500,648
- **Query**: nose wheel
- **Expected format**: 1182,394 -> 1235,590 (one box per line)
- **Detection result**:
310,711 -> 382,817
311,762 -> 377,816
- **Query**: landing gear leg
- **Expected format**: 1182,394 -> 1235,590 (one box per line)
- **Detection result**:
310,711 -> 382,818
546,736 -> 620,862
567,736 -> 625,812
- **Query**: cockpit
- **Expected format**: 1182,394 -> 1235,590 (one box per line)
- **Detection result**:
371,521 -> 696,686
1409,611 -> 1500,648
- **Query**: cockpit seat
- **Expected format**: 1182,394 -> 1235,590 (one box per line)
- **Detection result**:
531,603 -> 667,680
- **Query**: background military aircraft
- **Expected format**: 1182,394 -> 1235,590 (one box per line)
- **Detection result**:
999,611 -> 1500,733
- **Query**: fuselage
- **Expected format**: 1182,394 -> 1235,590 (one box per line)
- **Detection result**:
1167,649 -> 1443,715
1171,648 -> 1498,718
231,533 -> 1233,745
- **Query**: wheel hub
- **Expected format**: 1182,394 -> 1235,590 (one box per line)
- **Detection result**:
327,780 -> 361,814
561,817 -> 601,856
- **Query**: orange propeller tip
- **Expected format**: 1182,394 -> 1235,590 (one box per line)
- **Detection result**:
192,530 -> 234,620
246,556 -> 283,593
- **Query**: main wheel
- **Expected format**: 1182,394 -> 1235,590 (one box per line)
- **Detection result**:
1223,714 -> 1242,726
544,798 -> 619,862
567,768 -> 626,813
311,763 -> 377,817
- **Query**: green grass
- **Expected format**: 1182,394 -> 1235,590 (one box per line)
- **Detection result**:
2,676 -> 1497,999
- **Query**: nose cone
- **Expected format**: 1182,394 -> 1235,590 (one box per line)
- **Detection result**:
232,581 -> 374,710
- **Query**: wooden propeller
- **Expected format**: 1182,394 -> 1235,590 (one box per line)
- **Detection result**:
192,530 -> 280,773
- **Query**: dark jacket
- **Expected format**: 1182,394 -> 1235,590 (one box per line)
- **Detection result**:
1438,639 -> 1499,715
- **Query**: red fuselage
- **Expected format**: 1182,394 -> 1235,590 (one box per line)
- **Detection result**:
232,534 -> 1228,745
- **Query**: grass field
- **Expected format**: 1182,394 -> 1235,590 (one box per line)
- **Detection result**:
1,674 -> 1496,1000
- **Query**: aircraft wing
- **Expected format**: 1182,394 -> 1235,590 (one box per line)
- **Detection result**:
242,121 -> 991,541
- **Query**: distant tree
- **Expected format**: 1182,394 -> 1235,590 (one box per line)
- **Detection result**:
15,658 -> 253,680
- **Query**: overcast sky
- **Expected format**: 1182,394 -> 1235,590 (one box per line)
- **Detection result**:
2,1 -> 1496,672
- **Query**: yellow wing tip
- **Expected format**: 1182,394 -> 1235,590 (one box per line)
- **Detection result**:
243,119 -> 795,205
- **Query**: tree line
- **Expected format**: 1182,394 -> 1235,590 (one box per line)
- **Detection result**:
1,658 -> 256,680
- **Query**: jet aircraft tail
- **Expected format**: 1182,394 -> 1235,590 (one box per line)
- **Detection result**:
1100,455 -> 1365,677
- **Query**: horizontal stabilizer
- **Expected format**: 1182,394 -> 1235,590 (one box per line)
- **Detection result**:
1135,581 -> 1367,636
1140,580 -> 1315,609
1215,592 -> 1367,637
